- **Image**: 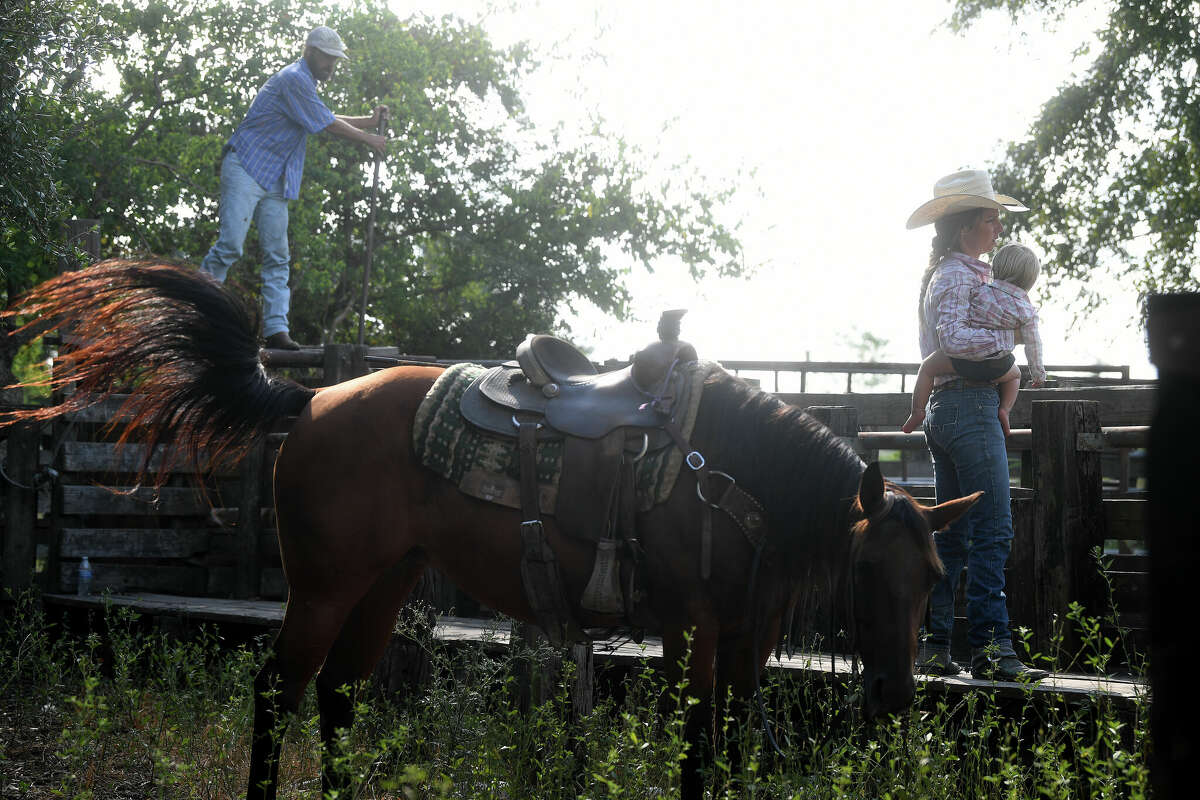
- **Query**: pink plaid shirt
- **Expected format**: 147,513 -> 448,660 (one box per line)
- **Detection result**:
920,253 -> 1036,386
968,279 -> 1046,383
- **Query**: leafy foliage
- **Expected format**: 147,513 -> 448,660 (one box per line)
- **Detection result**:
951,0 -> 1200,313
2,0 -> 743,355
0,0 -> 112,260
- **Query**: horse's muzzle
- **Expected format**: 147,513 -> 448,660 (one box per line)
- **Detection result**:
862,670 -> 916,720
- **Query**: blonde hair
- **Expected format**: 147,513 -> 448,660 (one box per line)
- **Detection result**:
991,243 -> 1041,291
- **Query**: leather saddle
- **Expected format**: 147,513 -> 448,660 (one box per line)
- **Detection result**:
457,311 -> 698,643
461,329 -> 696,441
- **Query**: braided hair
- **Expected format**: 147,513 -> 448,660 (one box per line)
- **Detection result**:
917,207 -> 987,327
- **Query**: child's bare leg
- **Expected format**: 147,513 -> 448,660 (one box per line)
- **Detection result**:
994,365 -> 1021,437
902,351 -> 955,433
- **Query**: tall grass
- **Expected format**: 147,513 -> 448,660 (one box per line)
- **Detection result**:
0,591 -> 1150,799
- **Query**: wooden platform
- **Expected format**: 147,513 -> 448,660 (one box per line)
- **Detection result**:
43,593 -> 1146,707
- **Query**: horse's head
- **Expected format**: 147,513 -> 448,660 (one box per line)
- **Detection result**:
848,463 -> 980,720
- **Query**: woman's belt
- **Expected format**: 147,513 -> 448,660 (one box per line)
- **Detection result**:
931,378 -> 996,394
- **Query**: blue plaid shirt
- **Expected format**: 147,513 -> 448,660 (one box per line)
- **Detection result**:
227,59 -> 336,200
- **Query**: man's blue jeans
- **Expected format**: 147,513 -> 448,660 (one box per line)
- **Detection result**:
199,151 -> 291,337
923,386 -> 1016,656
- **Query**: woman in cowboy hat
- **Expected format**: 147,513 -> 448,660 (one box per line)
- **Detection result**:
907,169 -> 1048,681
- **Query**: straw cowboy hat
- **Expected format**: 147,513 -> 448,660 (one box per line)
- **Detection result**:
906,169 -> 1029,229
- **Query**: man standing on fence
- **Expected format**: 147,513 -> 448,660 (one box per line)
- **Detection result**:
199,25 -> 388,351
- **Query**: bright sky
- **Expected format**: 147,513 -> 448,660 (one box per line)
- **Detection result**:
392,0 -> 1153,381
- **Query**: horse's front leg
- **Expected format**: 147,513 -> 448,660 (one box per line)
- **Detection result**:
714,615 -> 784,792
662,625 -> 718,800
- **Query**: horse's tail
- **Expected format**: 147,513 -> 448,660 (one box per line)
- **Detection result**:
1,259 -> 316,483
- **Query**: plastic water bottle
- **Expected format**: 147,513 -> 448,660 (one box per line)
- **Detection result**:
77,556 -> 92,596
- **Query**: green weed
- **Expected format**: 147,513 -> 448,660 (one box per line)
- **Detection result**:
0,589 -> 1151,799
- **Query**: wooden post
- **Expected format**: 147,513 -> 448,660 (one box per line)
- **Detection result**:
511,621 -> 593,717
2,421 -> 40,592
513,621 -> 551,715
370,572 -> 438,703
233,439 -> 265,598
569,642 -> 594,720
1030,400 -> 1104,661
322,343 -> 370,385
1018,451 -> 1034,489
1146,293 -> 1200,800
1004,495 -> 1038,645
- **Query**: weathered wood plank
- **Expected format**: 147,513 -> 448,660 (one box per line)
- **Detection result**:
56,563 -> 207,595
206,531 -> 280,562
780,385 -> 1155,429
59,484 -> 211,516
61,394 -> 132,423
40,593 -> 1146,706
60,528 -> 210,559
1104,498 -> 1147,541
1107,553 -> 1147,572
260,567 -> 286,599
58,441 -> 235,475
1109,571 -> 1147,609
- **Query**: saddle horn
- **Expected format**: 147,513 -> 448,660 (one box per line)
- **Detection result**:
633,309 -> 698,393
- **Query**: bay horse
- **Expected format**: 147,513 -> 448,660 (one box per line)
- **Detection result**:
3,261 -> 980,799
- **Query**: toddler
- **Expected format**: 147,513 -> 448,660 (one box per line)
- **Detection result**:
901,242 -> 1046,436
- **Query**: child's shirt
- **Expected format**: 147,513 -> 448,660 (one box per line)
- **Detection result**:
921,253 -> 1015,367
968,279 -> 1046,384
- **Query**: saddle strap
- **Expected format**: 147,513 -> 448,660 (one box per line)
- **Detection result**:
661,420 -> 715,580
705,473 -> 768,551
662,421 -> 770,580
517,421 -> 576,645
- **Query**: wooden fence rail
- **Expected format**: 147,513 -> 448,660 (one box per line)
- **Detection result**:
2,350 -> 1152,673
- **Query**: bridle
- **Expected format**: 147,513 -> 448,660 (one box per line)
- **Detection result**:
754,490 -> 903,756
843,490 -> 898,657
833,490 -> 903,724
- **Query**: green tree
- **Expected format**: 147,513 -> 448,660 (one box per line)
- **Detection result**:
31,0 -> 742,355
0,0 -> 117,387
951,0 -> 1199,312
0,0 -> 113,262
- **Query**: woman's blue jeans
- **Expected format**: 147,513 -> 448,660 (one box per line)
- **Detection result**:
923,386 -> 1016,655
198,151 -> 291,337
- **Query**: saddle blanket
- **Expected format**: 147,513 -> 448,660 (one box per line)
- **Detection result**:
412,361 -> 718,515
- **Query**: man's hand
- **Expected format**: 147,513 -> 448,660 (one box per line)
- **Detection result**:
324,117 -> 389,154
364,132 -> 387,155
372,104 -> 389,127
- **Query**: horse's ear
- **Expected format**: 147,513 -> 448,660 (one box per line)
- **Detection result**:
926,490 -> 983,532
858,462 -> 886,516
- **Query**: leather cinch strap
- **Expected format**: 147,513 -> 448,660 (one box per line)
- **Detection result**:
517,420 -> 575,645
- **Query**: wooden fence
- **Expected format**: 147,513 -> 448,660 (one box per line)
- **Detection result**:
0,347 -> 1152,672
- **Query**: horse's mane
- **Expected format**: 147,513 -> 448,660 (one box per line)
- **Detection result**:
691,369 -> 865,573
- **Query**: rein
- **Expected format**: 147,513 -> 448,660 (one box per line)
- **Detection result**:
837,490 -> 901,716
